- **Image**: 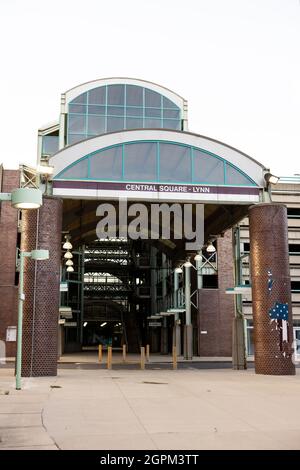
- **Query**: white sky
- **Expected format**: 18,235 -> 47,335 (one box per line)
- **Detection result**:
0,0 -> 299,176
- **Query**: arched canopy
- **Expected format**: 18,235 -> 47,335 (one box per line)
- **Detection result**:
55,140 -> 256,187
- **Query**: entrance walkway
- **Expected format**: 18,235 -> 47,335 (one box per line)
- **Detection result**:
0,366 -> 299,450
58,351 -> 235,365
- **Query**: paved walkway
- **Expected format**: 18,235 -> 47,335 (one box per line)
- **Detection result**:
0,366 -> 300,450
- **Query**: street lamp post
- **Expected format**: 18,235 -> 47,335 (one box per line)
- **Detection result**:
16,249 -> 49,390
0,186 -> 44,389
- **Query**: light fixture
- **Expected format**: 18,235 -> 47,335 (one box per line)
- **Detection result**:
63,235 -> 73,250
175,267 -> 183,274
183,259 -> 192,268
264,172 -> 279,185
206,241 -> 216,253
194,252 -> 202,262
37,164 -> 54,176
30,249 -> 49,261
100,322 -> 107,327
83,322 -> 88,327
11,188 -> 43,209
67,266 -> 74,272
66,259 -> 73,266
64,251 -> 73,259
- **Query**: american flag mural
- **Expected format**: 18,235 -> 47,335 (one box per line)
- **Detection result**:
268,302 -> 289,354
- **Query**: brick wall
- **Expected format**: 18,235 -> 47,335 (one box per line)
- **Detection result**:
0,169 -> 20,357
198,230 -> 235,356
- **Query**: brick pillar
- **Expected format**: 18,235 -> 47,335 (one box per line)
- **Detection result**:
21,196 -> 62,376
249,203 -> 295,375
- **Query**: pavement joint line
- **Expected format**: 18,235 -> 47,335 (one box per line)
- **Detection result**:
0,425 -> 43,430
41,384 -> 61,450
107,370 -> 159,450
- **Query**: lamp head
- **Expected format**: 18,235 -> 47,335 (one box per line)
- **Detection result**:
11,188 -> 42,209
175,267 -> 183,274
64,251 -> 73,259
66,266 -> 74,273
63,235 -> 73,250
183,259 -> 192,268
264,172 -> 279,185
30,249 -> 49,260
66,259 -> 74,266
37,164 -> 54,176
206,241 -> 216,253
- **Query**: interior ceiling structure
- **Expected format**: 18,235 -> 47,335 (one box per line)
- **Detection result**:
62,198 -> 249,262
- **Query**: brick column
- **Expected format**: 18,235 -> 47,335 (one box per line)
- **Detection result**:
21,196 -> 62,376
249,203 -> 295,375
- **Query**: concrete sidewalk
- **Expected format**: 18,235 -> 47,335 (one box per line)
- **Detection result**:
0,366 -> 300,450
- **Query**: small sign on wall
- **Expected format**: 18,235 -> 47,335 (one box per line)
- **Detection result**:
6,326 -> 17,342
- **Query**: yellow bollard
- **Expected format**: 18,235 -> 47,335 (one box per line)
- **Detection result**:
98,344 -> 102,363
122,344 -> 126,362
172,346 -> 177,370
107,346 -> 112,370
140,347 -> 145,370
146,344 -> 150,362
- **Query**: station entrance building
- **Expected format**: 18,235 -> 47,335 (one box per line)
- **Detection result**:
0,78 -> 295,376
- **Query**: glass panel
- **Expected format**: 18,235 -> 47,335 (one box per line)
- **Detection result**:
124,142 -> 157,181
126,106 -> 143,117
145,89 -> 161,107
162,119 -> 181,130
295,329 -> 300,359
107,106 -> 124,116
88,105 -> 106,115
145,107 -> 161,118
126,117 -> 143,129
163,109 -> 180,119
90,146 -> 122,180
88,87 -> 106,104
42,135 -> 59,156
126,85 -> 143,106
87,115 -> 106,135
68,115 -> 85,133
60,159 -> 88,179
107,117 -> 124,133
247,326 -> 255,356
163,96 -> 178,109
226,163 -> 253,186
160,143 -> 191,183
71,93 -> 87,104
193,150 -> 224,184
107,85 -> 125,105
144,118 -> 161,128
69,104 -> 87,114
68,134 -> 85,145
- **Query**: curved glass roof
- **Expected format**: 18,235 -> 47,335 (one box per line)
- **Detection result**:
67,84 -> 182,145
55,140 -> 257,186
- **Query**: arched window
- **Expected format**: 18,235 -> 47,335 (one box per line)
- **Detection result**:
67,85 -> 182,145
55,141 -> 257,187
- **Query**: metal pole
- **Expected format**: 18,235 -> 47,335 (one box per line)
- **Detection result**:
185,264 -> 191,325
174,270 -> 178,308
196,252 -> 203,290
184,262 -> 193,360
16,252 -> 25,390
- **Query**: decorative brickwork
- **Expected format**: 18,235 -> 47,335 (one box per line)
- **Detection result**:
0,170 -> 20,357
249,203 -> 295,375
198,230 -> 235,356
21,196 -> 62,376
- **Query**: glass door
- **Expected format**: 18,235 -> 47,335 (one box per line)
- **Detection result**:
293,328 -> 300,363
